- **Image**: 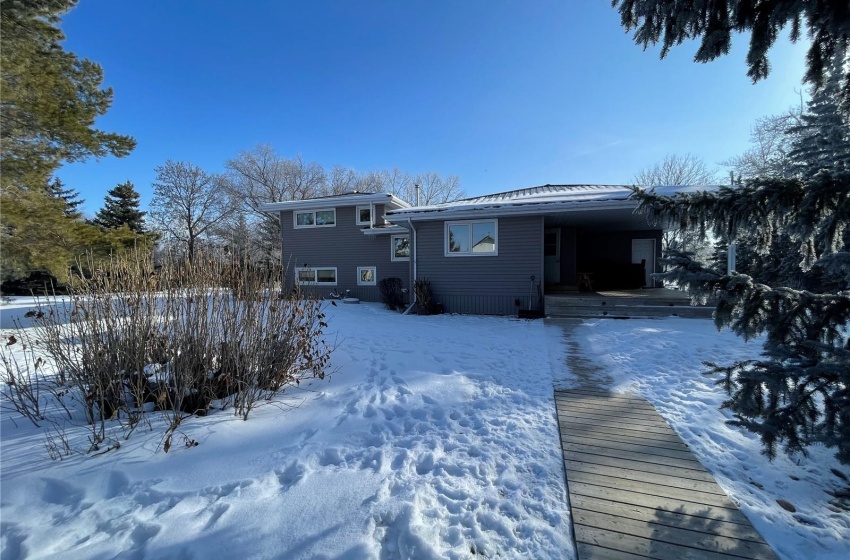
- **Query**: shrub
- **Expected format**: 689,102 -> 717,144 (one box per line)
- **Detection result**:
413,278 -> 433,315
18,247 -> 333,454
379,277 -> 404,311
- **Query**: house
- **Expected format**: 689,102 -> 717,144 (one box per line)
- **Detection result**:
261,184 -> 707,315
260,192 -> 413,302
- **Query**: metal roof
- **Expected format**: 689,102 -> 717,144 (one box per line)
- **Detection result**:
387,184 -> 718,221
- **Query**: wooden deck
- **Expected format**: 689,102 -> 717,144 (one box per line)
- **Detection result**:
545,289 -> 714,319
555,388 -> 778,560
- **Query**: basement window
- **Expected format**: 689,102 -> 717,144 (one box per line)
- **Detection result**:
295,267 -> 337,286
357,266 -> 376,286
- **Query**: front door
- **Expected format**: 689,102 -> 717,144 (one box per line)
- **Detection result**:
544,228 -> 560,284
632,238 -> 656,287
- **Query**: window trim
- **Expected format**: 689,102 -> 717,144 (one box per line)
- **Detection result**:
444,219 -> 499,257
391,235 -> 410,262
293,208 -> 336,229
357,266 -> 377,286
356,205 -> 372,226
294,267 -> 338,286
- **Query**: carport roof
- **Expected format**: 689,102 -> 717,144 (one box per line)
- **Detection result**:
387,184 -> 718,221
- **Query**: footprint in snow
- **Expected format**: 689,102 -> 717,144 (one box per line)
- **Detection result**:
202,503 -> 231,530
276,461 -> 306,490
319,447 -> 345,467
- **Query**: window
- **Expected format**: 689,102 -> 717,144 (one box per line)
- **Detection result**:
391,235 -> 410,261
357,266 -> 376,286
294,209 -> 336,229
294,267 -> 337,286
356,206 -> 372,225
445,220 -> 497,256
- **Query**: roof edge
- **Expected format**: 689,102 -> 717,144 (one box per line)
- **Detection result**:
260,193 -> 410,212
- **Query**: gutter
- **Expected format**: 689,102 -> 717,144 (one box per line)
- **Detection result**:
402,218 -> 418,315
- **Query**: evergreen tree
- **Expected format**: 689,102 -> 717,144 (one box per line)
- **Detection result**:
46,177 -> 85,219
0,0 -> 136,189
0,0 -> 136,284
617,2 -> 850,466
636,172 -> 850,465
612,1 -> 850,110
94,181 -> 146,232
789,54 -> 850,178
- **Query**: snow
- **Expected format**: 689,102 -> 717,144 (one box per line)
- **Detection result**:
2,298 -> 848,559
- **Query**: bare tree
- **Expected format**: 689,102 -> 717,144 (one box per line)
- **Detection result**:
225,145 -> 289,260
284,154 -> 327,200
722,106 -> 804,180
328,164 -> 359,195
373,171 -> 465,205
354,170 -> 386,193
632,153 -> 717,262
150,160 -> 233,262
632,153 -> 718,186
380,168 -> 413,199
225,146 -> 328,259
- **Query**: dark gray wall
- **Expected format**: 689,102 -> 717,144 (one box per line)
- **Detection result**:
413,216 -> 544,315
559,227 -> 577,285
576,228 -> 663,287
279,204 -> 411,302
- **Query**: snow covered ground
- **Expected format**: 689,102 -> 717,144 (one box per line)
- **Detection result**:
1,298 -> 848,559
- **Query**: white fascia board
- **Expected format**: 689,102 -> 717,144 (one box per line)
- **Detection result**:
388,200 -> 640,222
260,193 -> 410,213
361,224 -> 410,236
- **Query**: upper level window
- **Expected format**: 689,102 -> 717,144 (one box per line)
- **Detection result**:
356,206 -> 372,225
391,235 -> 410,261
294,209 -> 336,229
445,220 -> 498,256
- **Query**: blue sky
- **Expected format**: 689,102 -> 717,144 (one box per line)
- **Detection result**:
58,0 -> 808,215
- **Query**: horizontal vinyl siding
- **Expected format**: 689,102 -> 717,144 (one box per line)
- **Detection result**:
414,216 -> 543,315
280,204 -> 410,302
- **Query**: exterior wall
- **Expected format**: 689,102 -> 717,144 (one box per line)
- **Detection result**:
413,216 -> 544,315
576,228 -> 664,288
559,227 -> 577,285
279,204 -> 411,302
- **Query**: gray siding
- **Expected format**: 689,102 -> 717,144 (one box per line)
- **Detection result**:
413,216 -> 544,315
279,204 -> 411,302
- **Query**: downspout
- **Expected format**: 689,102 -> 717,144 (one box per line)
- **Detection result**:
403,218 -> 418,315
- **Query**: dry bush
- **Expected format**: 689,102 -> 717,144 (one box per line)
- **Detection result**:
24,248 -> 332,452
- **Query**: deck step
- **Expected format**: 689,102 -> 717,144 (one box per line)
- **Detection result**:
544,295 -> 713,319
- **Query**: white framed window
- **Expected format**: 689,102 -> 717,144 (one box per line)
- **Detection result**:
356,206 -> 372,226
294,267 -> 338,286
391,235 -> 410,262
357,266 -> 376,286
445,219 -> 498,256
294,209 -> 336,229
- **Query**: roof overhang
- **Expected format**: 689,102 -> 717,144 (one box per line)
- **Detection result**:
386,184 -> 720,222
387,199 -> 640,222
361,224 -> 409,236
260,193 -> 411,213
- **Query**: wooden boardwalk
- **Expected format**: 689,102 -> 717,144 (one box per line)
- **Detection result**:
555,388 -> 779,560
